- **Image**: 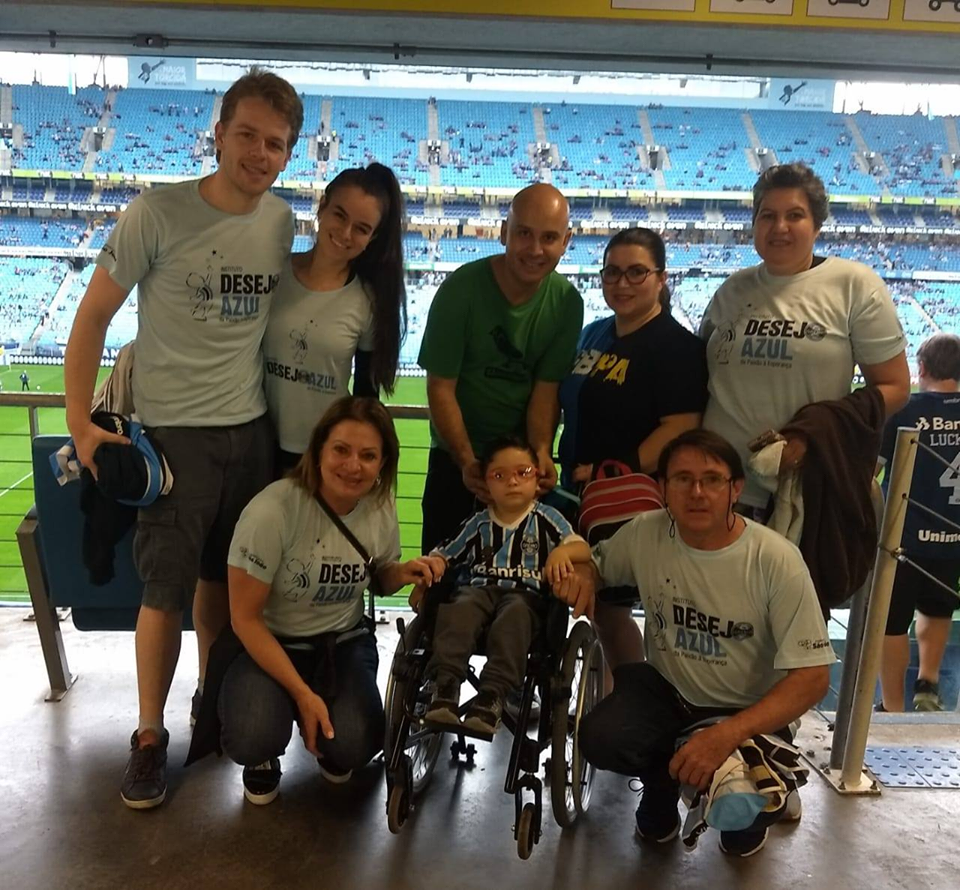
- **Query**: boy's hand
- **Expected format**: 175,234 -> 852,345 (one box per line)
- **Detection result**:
544,549 -> 575,589
399,555 -> 447,588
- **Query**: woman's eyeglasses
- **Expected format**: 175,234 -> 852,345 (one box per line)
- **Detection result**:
600,265 -> 662,286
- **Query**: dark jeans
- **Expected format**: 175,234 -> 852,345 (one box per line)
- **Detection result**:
218,633 -> 384,771
579,663 -> 746,798
421,446 -> 479,552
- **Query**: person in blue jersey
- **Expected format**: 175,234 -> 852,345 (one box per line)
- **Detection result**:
558,228 -> 707,679
410,436 -> 591,734
878,333 -> 960,712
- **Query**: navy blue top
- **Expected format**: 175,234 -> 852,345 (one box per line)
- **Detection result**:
558,311 -> 708,488
879,391 -> 960,558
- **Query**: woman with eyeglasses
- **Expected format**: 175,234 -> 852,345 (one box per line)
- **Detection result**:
558,227 -> 708,677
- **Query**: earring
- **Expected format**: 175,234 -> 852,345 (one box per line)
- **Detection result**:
375,474 -> 382,486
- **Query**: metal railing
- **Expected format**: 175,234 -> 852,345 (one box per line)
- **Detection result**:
0,392 -> 433,604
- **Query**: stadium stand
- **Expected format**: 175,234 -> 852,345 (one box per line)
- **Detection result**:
439,100 -> 536,189
0,257 -> 66,346
0,217 -> 86,248
11,85 -> 104,172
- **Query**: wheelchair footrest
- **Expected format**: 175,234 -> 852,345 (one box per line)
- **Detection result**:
423,719 -> 494,743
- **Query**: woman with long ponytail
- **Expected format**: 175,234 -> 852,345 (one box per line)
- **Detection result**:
263,163 -> 408,471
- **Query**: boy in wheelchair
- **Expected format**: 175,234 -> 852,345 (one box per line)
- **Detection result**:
409,436 -> 590,735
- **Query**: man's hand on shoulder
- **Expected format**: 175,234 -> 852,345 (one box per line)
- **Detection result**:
461,459 -> 491,503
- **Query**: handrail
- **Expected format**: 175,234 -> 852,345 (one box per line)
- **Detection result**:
0,391 -> 430,421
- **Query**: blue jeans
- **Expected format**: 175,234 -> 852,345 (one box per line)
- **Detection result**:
218,632 -> 384,771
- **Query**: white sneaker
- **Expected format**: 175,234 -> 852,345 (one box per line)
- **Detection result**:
780,790 -> 802,823
318,762 -> 353,784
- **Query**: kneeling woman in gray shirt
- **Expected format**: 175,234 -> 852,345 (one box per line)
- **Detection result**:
214,397 -> 440,804
263,163 -> 408,473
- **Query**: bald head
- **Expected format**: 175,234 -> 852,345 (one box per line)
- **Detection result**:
508,183 -> 570,229
498,183 -> 572,291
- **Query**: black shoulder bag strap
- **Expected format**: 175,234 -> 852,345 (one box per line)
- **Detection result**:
313,491 -> 381,621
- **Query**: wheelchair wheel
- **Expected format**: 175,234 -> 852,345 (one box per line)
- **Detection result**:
387,784 -> 409,835
516,802 -> 536,860
384,616 -> 444,795
550,620 -> 602,828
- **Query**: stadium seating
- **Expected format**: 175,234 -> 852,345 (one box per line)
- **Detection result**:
749,110 -> 878,195
0,217 -> 86,248
95,88 -> 214,176
11,85 -> 105,171
646,108 -> 755,192
0,257 -> 66,346
331,97 -> 429,186
439,100 -> 536,189
855,114 -> 954,198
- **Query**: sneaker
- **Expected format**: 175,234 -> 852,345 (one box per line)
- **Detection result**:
318,761 -> 353,784
425,677 -> 461,725
462,689 -> 503,735
242,759 -> 281,805
634,787 -> 681,843
190,688 -> 202,727
913,679 -> 943,712
779,790 -> 802,823
505,687 -> 540,723
120,729 -> 169,810
719,826 -> 769,857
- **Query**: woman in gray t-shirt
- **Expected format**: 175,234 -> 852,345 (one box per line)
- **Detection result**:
214,397 -> 442,805
263,164 -> 408,468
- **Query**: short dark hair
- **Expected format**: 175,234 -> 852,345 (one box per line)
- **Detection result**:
602,226 -> 672,311
290,396 -> 399,503
218,67 -> 304,160
752,162 -> 829,230
480,435 -> 538,474
657,429 -> 745,481
918,333 -> 960,382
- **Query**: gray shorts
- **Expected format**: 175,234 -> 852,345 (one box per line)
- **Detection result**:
134,414 -> 274,612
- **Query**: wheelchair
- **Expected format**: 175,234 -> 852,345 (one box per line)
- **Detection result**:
383,587 -> 603,859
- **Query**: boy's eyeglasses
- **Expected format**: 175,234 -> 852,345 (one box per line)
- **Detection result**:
600,265 -> 662,286
665,472 -> 731,493
487,465 -> 537,482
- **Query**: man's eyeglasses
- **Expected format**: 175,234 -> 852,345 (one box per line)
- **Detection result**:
666,472 -> 732,493
487,465 -> 537,482
600,265 -> 662,286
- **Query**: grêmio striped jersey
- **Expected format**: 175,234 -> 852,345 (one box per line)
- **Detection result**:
434,502 -> 584,594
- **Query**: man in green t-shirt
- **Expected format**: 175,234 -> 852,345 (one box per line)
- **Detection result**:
418,183 -> 583,551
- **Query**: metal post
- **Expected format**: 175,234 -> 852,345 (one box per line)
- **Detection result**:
836,427 -> 918,792
28,405 -> 39,439
829,480 -> 884,771
828,581 -> 870,770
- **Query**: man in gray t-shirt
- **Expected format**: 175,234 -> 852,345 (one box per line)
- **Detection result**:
64,70 -> 303,811
565,429 -> 833,857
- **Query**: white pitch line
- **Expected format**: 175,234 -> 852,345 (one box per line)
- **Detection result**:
0,471 -> 33,500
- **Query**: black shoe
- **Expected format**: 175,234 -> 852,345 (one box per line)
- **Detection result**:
242,759 -> 281,805
462,690 -> 503,735
504,687 -> 541,723
190,688 -> 202,726
913,678 -> 943,712
120,729 -> 169,810
719,826 -> 769,857
425,677 -> 461,725
634,786 -> 681,843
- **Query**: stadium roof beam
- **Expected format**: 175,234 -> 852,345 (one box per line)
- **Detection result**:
2,3 -> 960,83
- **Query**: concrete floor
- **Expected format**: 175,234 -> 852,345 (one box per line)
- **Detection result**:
1,607 -> 957,890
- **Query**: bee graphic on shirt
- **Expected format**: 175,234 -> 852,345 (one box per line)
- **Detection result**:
651,591 -> 669,652
282,557 -> 315,601
290,327 -> 309,364
187,270 -> 214,321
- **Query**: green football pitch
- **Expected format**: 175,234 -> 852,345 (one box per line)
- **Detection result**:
0,365 -> 429,606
